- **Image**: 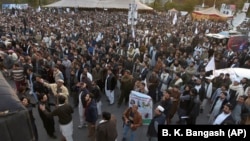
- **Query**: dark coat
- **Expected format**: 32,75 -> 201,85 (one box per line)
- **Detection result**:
197,84 -> 206,102
209,97 -> 228,114
214,113 -> 235,125
106,74 -> 116,91
33,80 -> 49,94
180,72 -> 189,85
140,68 -> 149,81
32,58 -> 44,74
3,55 -> 14,69
85,100 -> 98,124
80,88 -> 90,108
220,115 -> 235,125
22,63 -> 32,77
38,100 -> 55,136
124,60 -> 134,73
43,68 -> 55,83
91,85 -> 102,102
160,98 -> 172,119
26,103 -> 38,140
75,68 -> 83,82
147,114 -> 166,137
187,95 -> 200,119
96,120 -> 118,141
45,104 -> 74,125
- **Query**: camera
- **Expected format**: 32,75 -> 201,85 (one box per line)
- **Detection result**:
127,120 -> 133,126
127,121 -> 131,126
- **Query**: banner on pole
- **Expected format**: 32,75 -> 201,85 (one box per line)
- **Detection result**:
128,3 -> 138,25
242,3 -> 250,12
220,3 -> 236,16
129,91 -> 153,125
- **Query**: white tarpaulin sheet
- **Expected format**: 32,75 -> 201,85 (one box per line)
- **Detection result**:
214,68 -> 250,81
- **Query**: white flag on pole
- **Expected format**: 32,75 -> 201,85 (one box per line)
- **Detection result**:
194,27 -> 198,34
172,13 -> 177,25
36,6 -> 41,12
202,3 -> 205,8
205,56 -> 215,72
205,28 -> 209,33
132,29 -> 135,38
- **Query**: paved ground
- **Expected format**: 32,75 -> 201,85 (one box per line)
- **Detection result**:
6,78 -> 211,141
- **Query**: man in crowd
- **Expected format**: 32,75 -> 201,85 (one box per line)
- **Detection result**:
118,70 -> 134,107
84,93 -> 98,141
122,104 -> 142,141
2,5 -> 250,140
39,95 -> 74,141
147,105 -> 166,141
105,68 -> 117,105
37,78 -> 69,104
96,111 -> 118,141
213,103 -> 235,125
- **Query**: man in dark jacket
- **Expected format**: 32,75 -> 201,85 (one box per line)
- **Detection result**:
147,105 -> 166,141
139,62 -> 149,81
37,93 -> 56,139
194,77 -> 206,113
84,93 -> 98,141
213,103 -> 235,125
39,95 -> 74,141
186,88 -> 201,125
96,111 -> 118,141
105,68 -> 117,105
208,92 -> 228,124
78,82 -> 90,128
160,90 -> 172,124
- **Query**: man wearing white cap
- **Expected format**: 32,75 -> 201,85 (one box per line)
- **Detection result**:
37,78 -> 69,104
228,78 -> 245,108
147,105 -> 166,141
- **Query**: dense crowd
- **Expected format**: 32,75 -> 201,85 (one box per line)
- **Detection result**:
0,7 -> 250,141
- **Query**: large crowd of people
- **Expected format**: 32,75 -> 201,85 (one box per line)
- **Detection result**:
0,6 -> 250,141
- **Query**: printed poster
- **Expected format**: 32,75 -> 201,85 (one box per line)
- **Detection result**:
2,4 -> 29,9
242,3 -> 250,12
128,3 -> 138,25
129,90 -> 153,125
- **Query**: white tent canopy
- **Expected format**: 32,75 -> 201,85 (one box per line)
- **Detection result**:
43,0 -> 153,10
193,7 -> 232,18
